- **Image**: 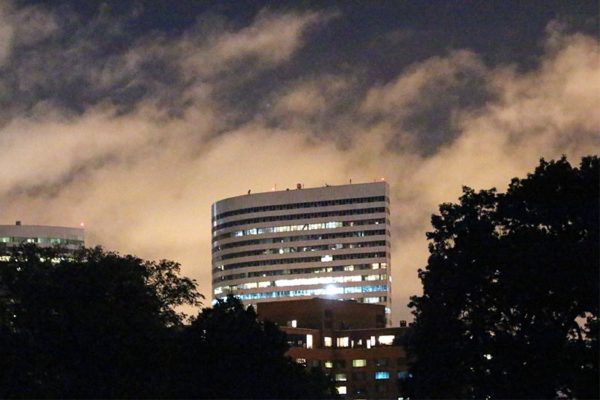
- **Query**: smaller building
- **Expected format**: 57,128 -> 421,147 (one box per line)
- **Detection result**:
0,221 -> 85,256
258,298 -> 409,399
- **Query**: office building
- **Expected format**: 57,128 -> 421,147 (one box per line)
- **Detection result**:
258,298 -> 409,399
211,182 -> 391,314
0,221 -> 85,255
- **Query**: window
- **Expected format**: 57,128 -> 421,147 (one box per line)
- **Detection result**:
352,371 -> 366,380
336,386 -> 347,395
397,371 -> 410,379
352,359 -> 367,367
324,361 -> 333,368
375,358 -> 389,367
324,337 -> 332,347
375,371 -> 390,380
335,373 -> 347,381
378,335 -> 395,345
296,358 -> 306,365
306,334 -> 313,349
333,360 -> 346,369
337,337 -> 349,347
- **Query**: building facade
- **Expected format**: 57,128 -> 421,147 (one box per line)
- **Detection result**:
211,182 -> 392,314
0,221 -> 85,255
257,298 -> 409,399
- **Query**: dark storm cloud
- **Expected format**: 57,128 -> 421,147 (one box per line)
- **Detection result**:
1,0 -> 598,321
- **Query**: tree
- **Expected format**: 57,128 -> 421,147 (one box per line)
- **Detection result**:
0,245 -> 201,398
173,295 -> 337,399
407,156 -> 599,399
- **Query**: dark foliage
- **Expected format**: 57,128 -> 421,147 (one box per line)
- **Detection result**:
173,295 -> 337,399
406,156 -> 599,399
0,246 -> 335,398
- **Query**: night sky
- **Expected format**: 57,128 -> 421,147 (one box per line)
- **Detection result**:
1,0 -> 598,322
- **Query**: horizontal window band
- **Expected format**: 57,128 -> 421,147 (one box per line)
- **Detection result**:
213,196 -> 388,221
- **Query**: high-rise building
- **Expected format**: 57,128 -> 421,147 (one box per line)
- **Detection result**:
0,221 -> 85,255
211,182 -> 392,314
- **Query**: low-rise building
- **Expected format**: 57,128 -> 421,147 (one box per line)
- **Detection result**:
258,298 -> 409,399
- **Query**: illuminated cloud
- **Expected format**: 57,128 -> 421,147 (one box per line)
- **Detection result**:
0,1 -> 597,322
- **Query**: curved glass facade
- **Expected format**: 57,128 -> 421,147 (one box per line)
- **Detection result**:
211,182 -> 392,313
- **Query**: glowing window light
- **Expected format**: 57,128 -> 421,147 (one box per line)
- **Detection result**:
325,285 -> 343,296
378,335 -> 395,345
352,359 -> 367,367
375,371 -> 390,380
306,334 -> 313,349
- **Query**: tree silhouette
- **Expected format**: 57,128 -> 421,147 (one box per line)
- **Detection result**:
407,156 -> 599,399
173,295 -> 337,399
0,246 -> 335,398
0,245 -> 201,398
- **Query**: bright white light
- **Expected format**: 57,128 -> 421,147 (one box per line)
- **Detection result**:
325,284 -> 342,296
484,353 -> 493,360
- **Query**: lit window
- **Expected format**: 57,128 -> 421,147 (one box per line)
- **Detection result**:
337,337 -> 349,347
325,361 -> 333,368
375,371 -> 390,380
335,373 -> 347,381
321,255 -> 333,262
352,359 -> 367,367
296,358 -> 306,365
378,335 -> 395,345
306,334 -> 313,349
324,337 -> 332,347
336,386 -> 347,395
289,320 -> 297,328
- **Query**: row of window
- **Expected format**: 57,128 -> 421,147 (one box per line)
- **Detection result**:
212,229 -> 387,252
0,237 -> 83,245
214,241 -> 388,262
213,274 -> 388,294
306,358 -> 406,370
224,285 -> 388,300
323,334 -> 395,349
212,262 -> 388,283
214,251 -> 388,272
213,196 -> 388,221
213,219 -> 387,241
213,207 -> 387,232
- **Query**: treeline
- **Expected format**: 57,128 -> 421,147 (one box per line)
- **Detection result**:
0,246 -> 336,399
406,156 -> 599,399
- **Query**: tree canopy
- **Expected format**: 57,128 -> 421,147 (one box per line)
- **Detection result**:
0,246 -> 334,398
407,156 -> 599,399
175,296 -> 336,399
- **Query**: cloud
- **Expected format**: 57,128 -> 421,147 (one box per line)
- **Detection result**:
0,3 -> 597,325
0,1 -> 15,66
182,10 -> 330,78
